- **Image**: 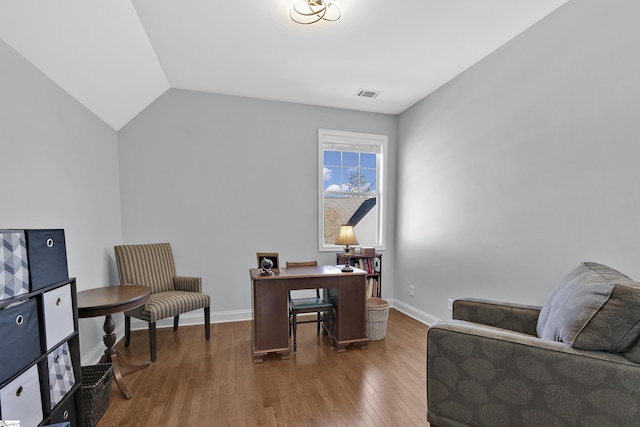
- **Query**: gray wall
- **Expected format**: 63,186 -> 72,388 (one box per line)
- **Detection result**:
396,0 -> 640,322
118,89 -> 398,323
0,39 -> 123,360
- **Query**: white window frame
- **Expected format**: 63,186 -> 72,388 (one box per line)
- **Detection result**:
318,129 -> 388,252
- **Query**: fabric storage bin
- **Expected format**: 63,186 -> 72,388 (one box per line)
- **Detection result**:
82,364 -> 113,427
48,341 -> 76,409
0,230 -> 30,301
43,283 -> 75,350
48,391 -> 78,427
0,364 -> 44,427
0,298 -> 41,384
26,229 -> 69,291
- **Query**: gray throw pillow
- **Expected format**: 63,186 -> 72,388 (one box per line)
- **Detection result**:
537,262 -> 640,354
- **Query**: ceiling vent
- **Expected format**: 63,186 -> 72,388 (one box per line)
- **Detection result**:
355,89 -> 382,99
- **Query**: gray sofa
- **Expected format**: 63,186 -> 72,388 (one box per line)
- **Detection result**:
426,262 -> 640,427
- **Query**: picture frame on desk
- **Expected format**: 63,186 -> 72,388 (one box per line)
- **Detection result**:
256,252 -> 279,273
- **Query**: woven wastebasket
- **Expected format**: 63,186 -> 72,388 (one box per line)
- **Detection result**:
366,297 -> 389,340
81,363 -> 113,427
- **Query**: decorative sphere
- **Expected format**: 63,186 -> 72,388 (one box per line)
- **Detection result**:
261,257 -> 273,271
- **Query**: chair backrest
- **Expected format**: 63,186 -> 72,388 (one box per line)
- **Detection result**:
286,261 -> 319,298
114,243 -> 176,294
286,261 -> 318,268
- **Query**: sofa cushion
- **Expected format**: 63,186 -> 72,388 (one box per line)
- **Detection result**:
624,338 -> 640,363
537,262 -> 640,355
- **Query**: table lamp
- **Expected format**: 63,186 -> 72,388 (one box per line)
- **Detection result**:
336,224 -> 359,272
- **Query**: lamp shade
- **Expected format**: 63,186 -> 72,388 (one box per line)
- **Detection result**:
336,224 -> 359,246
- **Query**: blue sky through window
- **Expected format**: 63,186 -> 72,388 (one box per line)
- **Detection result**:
323,151 -> 377,193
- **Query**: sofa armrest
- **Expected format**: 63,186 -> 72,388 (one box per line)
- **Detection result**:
427,320 -> 640,427
173,275 -> 203,293
452,298 -> 541,336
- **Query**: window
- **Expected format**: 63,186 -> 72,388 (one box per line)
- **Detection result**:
318,129 -> 387,251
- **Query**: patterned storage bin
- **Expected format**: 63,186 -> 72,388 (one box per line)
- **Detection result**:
0,230 -> 29,300
48,341 -> 76,409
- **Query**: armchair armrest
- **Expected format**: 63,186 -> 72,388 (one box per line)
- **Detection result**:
452,297 -> 541,336
173,276 -> 203,293
427,320 -> 640,427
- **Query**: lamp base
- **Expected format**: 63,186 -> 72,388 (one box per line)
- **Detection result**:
341,250 -> 353,272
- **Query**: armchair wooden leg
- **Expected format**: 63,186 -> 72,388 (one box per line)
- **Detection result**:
173,315 -> 179,332
204,306 -> 210,340
149,322 -> 157,362
124,315 -> 131,347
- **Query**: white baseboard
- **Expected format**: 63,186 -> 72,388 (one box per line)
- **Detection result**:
81,323 -> 125,365
81,308 -> 252,365
81,303 -> 439,365
127,308 -> 253,329
388,298 -> 440,325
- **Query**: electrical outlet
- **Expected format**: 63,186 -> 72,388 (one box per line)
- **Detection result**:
447,298 -> 454,311
409,285 -> 415,297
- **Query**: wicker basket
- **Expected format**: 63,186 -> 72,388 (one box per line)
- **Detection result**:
81,363 -> 113,427
366,297 -> 389,340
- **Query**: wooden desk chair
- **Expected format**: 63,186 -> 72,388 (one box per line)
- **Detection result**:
286,261 -> 334,352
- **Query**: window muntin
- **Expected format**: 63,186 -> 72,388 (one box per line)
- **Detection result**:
319,129 -> 387,251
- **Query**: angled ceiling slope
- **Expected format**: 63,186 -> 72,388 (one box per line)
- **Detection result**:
0,0 -> 568,131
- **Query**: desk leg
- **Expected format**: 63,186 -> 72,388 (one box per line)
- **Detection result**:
99,314 -> 151,399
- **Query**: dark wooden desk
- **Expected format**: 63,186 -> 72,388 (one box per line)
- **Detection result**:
250,265 -> 368,362
77,285 -> 151,399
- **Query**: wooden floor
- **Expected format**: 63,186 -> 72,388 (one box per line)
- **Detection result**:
96,309 -> 430,426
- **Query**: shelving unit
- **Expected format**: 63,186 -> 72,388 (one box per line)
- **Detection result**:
336,252 -> 382,298
0,229 -> 82,426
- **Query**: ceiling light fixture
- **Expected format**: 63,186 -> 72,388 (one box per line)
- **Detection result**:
289,0 -> 342,25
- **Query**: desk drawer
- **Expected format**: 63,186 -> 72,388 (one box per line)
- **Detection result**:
26,229 -> 69,291
0,298 -> 41,384
0,230 -> 29,301
0,364 -> 44,426
43,284 -> 75,350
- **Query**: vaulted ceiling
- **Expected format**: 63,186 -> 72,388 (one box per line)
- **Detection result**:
0,0 -> 568,130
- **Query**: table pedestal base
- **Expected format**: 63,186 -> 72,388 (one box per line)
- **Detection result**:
100,314 -> 150,399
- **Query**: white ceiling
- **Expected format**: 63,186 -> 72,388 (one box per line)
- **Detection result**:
0,0 -> 568,130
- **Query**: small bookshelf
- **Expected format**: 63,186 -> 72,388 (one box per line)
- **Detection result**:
336,252 -> 382,298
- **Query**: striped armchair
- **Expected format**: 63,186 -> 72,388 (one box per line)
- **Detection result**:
114,243 -> 210,362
